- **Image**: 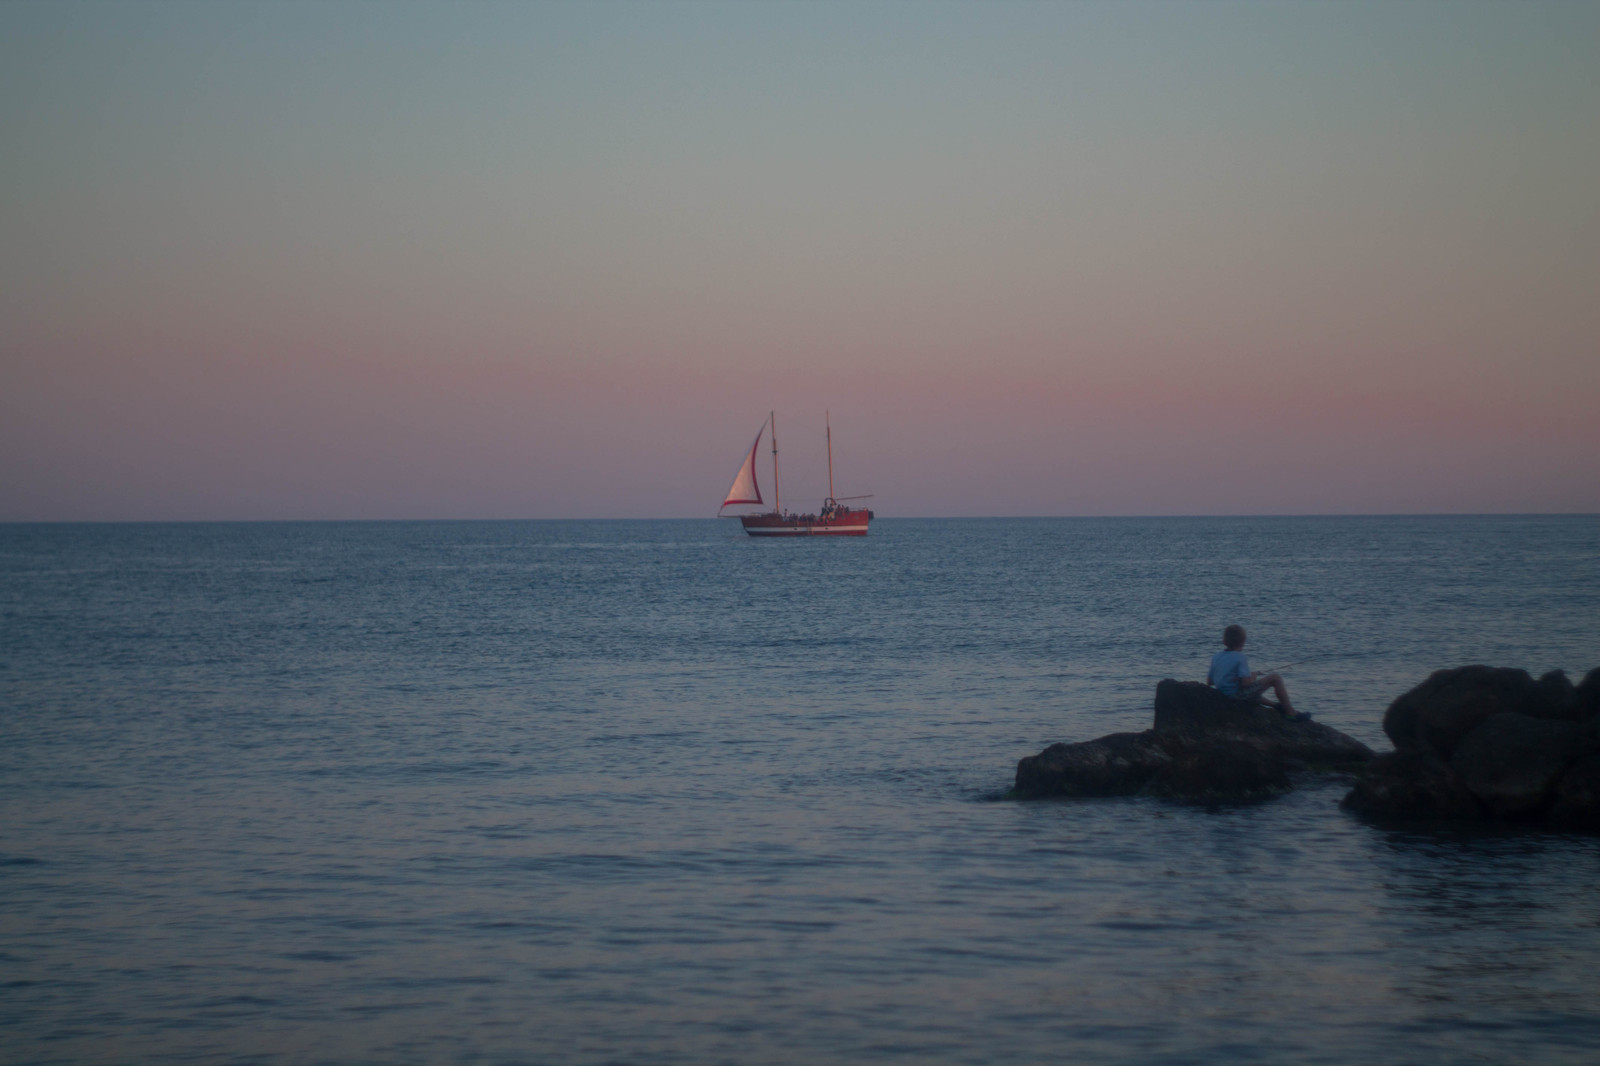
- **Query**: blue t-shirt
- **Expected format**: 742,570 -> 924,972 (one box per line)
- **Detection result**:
1209,649 -> 1250,695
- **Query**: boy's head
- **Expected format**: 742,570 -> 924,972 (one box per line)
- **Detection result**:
1223,624 -> 1246,650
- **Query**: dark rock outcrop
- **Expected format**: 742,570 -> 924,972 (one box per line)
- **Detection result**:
1143,746 -> 1291,804
1548,754 -> 1600,831
1451,713 -> 1598,817
1015,666 -> 1600,826
1013,731 -> 1171,798
1153,679 -> 1375,770
1342,751 -> 1483,820
1576,667 -> 1600,720
1536,670 -> 1579,719
1013,680 -> 1375,804
1381,665 -> 1578,760
1342,666 -> 1600,827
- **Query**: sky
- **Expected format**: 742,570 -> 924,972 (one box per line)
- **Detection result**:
2,0 -> 1596,520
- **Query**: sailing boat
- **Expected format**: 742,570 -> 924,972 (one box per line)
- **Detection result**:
718,412 -> 874,537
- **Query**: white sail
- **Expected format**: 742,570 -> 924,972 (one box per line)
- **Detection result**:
720,422 -> 766,509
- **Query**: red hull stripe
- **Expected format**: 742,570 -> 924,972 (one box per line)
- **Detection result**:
739,510 -> 870,537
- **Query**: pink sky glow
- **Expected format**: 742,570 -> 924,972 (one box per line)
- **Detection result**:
2,1 -> 1596,519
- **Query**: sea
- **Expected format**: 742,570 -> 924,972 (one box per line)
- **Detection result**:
3,515 -> 1599,1065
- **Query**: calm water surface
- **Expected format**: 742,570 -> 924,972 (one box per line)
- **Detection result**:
3,517 -> 1599,1064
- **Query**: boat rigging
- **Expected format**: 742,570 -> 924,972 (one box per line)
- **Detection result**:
718,412 -> 874,537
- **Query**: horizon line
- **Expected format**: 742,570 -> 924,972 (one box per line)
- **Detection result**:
3,512 -> 1596,526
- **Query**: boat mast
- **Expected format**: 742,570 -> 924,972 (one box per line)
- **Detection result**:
826,410 -> 834,502
770,410 -> 781,515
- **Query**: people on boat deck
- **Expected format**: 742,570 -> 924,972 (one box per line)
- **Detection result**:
1207,624 -> 1303,719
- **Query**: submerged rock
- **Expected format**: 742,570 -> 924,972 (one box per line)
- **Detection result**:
1342,665 -> 1600,827
1013,680 -> 1375,804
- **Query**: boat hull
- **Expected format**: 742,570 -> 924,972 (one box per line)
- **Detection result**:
739,509 -> 871,537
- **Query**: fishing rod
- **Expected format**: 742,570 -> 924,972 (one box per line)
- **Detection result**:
1253,651 -> 1365,675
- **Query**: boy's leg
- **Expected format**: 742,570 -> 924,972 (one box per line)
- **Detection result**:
1262,673 -> 1297,714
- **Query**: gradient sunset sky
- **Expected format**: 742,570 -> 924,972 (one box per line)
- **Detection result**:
3,1 -> 1596,520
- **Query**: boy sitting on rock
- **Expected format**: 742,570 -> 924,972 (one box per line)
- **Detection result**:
1208,624 -> 1305,719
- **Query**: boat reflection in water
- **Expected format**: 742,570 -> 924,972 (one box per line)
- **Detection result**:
719,412 -> 873,537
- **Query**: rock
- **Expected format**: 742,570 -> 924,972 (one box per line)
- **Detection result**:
1153,680 -> 1375,770
1012,680 -> 1374,803
1548,754 -> 1600,831
1345,665 -> 1600,828
1145,744 -> 1291,804
1536,670 -> 1580,721
1382,666 -> 1552,759
1013,731 -> 1170,798
1015,665 -> 1600,824
1576,667 -> 1600,721
1341,751 -> 1483,820
1449,713 -> 1598,817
